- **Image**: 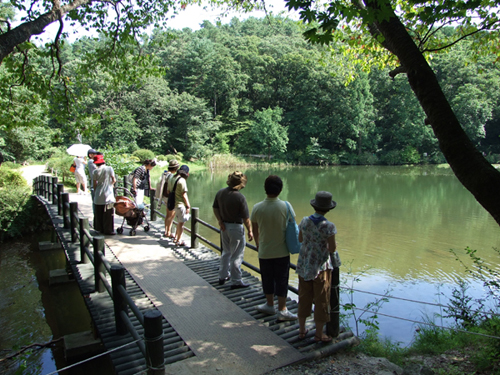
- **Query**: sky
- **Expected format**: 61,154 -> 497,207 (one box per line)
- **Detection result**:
31,0 -> 298,44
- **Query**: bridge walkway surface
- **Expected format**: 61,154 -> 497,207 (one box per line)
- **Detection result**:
37,190 -> 356,375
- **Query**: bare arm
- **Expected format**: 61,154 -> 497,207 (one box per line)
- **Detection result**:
327,234 -> 336,253
244,218 -> 253,242
298,229 -> 303,242
252,222 -> 259,247
182,192 -> 190,213
213,207 -> 226,232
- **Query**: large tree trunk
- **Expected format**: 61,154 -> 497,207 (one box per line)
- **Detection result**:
373,2 -> 500,226
0,0 -> 90,64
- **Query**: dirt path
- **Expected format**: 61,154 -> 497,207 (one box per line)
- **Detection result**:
20,164 -> 47,185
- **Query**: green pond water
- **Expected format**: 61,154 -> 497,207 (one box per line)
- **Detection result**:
152,165 -> 500,344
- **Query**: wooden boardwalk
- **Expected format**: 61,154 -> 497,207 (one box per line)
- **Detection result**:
37,190 -> 356,375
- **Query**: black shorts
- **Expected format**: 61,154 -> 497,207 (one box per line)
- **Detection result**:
259,256 -> 290,297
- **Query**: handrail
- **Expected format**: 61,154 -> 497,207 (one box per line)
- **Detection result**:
34,175 -> 164,373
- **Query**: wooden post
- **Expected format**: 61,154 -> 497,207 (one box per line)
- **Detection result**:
150,189 -> 157,222
62,193 -> 70,229
41,175 -> 46,199
327,267 -> 340,338
70,202 -> 78,243
144,310 -> 165,374
80,217 -> 90,264
93,236 -> 105,293
111,265 -> 128,335
190,207 -> 199,249
51,177 -> 58,205
123,176 -> 129,196
57,184 -> 64,215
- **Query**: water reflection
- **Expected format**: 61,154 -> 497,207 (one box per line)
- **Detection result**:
152,165 -> 500,344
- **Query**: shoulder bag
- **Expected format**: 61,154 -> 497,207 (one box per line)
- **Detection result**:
285,201 -> 301,254
167,177 -> 181,211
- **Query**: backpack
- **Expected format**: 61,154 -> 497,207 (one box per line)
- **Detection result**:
167,177 -> 181,211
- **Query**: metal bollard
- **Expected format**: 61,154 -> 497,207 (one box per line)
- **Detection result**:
144,310 -> 165,375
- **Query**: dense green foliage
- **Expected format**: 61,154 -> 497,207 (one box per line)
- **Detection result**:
1,16 -> 500,165
0,166 -> 34,241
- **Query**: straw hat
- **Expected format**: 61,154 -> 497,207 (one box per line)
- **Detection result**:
227,171 -> 247,190
168,159 -> 180,169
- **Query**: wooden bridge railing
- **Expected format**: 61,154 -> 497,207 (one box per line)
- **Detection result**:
33,176 -> 167,374
33,174 -> 340,339
147,188 -> 341,338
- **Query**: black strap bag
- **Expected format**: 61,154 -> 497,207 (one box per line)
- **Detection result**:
167,177 -> 181,211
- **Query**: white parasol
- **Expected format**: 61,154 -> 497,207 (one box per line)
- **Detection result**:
66,144 -> 92,157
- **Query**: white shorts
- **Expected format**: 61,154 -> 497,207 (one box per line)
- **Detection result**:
175,206 -> 190,223
74,171 -> 87,184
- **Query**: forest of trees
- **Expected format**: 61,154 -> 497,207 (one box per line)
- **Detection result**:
2,16 -> 500,166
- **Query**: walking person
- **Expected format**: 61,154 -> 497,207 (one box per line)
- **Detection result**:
87,149 -> 98,210
213,171 -> 253,289
155,159 -> 180,238
167,164 -> 190,246
131,159 -> 156,206
93,154 -> 117,235
73,155 -> 87,194
296,191 -> 338,342
251,175 -> 298,321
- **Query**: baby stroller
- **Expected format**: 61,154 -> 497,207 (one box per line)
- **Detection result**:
114,188 -> 150,236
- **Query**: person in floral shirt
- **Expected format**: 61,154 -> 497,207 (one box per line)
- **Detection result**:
296,191 -> 337,342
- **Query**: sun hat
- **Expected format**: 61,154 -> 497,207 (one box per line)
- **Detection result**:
168,159 -> 180,169
310,191 -> 337,211
94,154 -> 106,165
87,148 -> 98,156
227,171 -> 247,190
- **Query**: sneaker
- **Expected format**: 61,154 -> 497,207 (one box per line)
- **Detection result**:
277,308 -> 298,321
218,277 -> 230,285
256,303 -> 276,315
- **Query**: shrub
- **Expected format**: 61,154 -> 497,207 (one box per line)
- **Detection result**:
2,161 -> 22,169
0,169 -> 34,241
401,146 -> 421,164
380,150 -> 401,165
132,149 -> 155,162
0,169 -> 27,188
357,152 -> 379,165
46,149 -> 77,183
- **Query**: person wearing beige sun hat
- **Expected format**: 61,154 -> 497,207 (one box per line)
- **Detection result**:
213,171 -> 253,289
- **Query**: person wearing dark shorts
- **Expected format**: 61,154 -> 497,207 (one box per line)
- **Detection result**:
251,175 -> 298,321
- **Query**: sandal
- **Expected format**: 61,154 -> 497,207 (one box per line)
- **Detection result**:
177,241 -> 187,247
314,335 -> 332,343
298,329 -> 309,340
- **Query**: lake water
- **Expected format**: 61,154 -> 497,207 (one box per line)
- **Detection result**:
153,165 -> 500,345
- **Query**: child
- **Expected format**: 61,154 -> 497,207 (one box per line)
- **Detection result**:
296,191 -> 337,342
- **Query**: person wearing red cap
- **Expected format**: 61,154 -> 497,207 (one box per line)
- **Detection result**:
92,154 -> 116,235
